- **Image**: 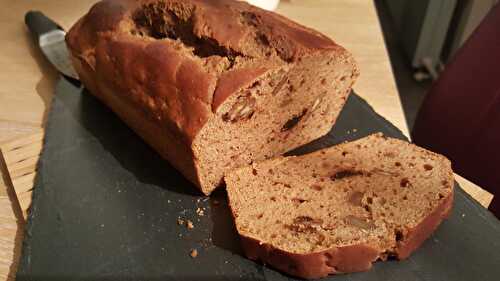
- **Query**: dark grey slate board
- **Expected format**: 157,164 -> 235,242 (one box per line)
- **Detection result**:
17,78 -> 500,281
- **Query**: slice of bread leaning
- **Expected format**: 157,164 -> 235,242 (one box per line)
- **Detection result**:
225,133 -> 454,279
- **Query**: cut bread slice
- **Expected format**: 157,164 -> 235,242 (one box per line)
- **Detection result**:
225,133 -> 454,279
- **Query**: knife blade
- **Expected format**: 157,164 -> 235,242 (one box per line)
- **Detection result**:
25,11 -> 79,80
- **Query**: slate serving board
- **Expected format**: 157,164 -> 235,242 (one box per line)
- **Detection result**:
17,78 -> 500,281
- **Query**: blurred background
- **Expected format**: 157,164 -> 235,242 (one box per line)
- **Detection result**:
374,0 -> 500,215
374,0 -> 498,130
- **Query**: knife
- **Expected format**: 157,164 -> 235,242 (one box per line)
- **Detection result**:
25,11 -> 79,80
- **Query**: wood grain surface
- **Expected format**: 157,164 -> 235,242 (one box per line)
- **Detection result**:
0,0 -> 493,280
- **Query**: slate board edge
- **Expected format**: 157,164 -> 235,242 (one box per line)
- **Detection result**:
17,79 -> 72,273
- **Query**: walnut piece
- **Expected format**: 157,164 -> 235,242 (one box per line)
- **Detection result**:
294,216 -> 323,225
287,216 -> 324,233
311,98 -> 321,111
345,215 -> 376,230
223,95 -> 256,122
348,191 -> 364,206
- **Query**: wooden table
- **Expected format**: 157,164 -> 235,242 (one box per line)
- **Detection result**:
0,0 -> 493,280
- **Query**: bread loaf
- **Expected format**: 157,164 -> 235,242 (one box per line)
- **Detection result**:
226,133 -> 454,279
66,0 -> 359,194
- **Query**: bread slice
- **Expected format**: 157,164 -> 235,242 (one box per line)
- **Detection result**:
225,133 -> 454,279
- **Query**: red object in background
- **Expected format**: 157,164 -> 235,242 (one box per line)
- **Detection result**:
412,4 -> 500,218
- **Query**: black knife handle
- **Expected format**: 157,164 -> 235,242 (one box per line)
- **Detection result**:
25,11 -> 62,43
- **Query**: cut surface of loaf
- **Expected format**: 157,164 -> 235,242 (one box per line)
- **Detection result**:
66,0 -> 359,195
226,133 -> 454,279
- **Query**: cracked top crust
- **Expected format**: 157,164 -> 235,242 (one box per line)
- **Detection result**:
66,0 -> 346,143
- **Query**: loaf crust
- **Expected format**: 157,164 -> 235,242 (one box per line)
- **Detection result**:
67,0 -> 358,194
238,191 -> 453,279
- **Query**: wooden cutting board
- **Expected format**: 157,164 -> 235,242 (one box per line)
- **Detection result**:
15,78 -> 500,280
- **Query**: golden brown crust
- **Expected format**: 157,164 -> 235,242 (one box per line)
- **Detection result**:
94,36 -> 215,142
70,52 -> 201,186
240,235 -> 380,279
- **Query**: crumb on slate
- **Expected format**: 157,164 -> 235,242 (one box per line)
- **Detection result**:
177,218 -> 184,225
186,220 -> 194,229
190,249 -> 198,258
196,207 -> 204,216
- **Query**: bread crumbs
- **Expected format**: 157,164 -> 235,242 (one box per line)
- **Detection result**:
186,220 -> 194,229
190,249 -> 198,258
